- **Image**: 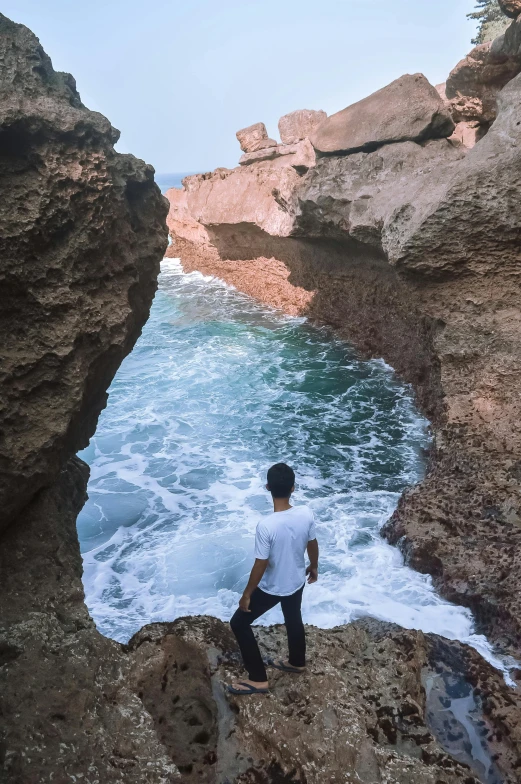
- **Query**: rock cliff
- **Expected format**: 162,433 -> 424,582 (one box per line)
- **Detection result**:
0,13 -> 171,782
3,9 -> 521,784
166,16 -> 521,664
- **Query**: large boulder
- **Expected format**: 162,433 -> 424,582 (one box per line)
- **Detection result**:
278,108 -> 327,144
446,40 -> 521,124
499,0 -> 521,18
236,121 -> 277,152
310,73 -> 454,155
180,163 -> 302,237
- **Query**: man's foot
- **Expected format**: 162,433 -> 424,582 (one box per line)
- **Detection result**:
268,658 -> 305,674
227,678 -> 269,695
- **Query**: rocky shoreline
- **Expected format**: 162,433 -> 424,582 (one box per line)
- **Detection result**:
2,7 -> 521,784
165,15 -> 521,662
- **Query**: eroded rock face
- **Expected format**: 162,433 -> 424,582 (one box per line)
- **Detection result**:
491,14 -> 521,59
236,122 -> 277,153
445,40 -> 521,125
0,14 -> 168,533
0,459 -> 179,782
0,13 -> 171,783
310,73 -> 454,155
239,138 -> 316,171
179,163 -> 303,237
127,617 -> 521,784
166,70 -> 521,657
278,108 -> 327,144
499,0 -> 521,18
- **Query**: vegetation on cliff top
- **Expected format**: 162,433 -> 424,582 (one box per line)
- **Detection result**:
469,0 -> 509,43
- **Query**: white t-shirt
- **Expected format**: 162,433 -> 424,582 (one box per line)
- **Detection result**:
254,505 -> 317,596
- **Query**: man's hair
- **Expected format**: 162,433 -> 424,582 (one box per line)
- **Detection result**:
267,463 -> 295,499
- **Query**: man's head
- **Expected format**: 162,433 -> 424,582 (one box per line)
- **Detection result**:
266,463 -> 295,499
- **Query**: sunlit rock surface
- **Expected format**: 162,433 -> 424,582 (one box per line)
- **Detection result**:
166,26 -> 521,661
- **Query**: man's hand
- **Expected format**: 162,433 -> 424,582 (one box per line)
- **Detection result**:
239,594 -> 251,612
306,565 -> 318,584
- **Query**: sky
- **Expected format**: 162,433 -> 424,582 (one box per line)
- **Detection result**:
5,1 -> 479,174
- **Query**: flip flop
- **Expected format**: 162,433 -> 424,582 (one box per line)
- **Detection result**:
227,682 -> 269,695
268,658 -> 305,674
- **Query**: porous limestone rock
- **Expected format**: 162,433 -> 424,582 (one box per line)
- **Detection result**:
499,0 -> 521,18
445,40 -> 521,124
128,616 -> 521,784
166,72 -> 521,659
239,137 -> 316,171
0,12 -> 172,783
236,121 -> 277,153
310,73 -> 454,155
180,163 -> 303,237
0,13 -> 169,533
278,108 -> 327,144
0,459 -> 180,783
450,120 -> 486,148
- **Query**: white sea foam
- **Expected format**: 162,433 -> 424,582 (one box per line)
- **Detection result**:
77,258 -> 515,682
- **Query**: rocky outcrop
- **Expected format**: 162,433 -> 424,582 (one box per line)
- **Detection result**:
310,74 -> 454,155
278,108 -> 327,144
166,57 -> 521,661
239,137 -> 316,171
128,617 -> 521,784
443,13 -> 521,135
445,40 -> 521,126
236,122 -> 277,153
0,14 -> 168,533
499,0 -> 521,18
0,458 -> 179,782
491,13 -> 521,58
0,12 -> 170,782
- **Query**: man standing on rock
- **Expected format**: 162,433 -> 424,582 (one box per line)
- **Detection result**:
228,463 -> 319,695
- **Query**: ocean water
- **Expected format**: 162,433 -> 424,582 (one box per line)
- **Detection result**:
77,259 -> 509,674
155,172 -> 195,193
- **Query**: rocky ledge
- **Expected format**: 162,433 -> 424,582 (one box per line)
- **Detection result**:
166,12 -> 521,660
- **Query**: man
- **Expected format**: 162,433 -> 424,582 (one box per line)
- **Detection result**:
228,462 -> 319,695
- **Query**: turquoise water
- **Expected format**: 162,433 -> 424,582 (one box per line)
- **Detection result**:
77,259 -> 505,670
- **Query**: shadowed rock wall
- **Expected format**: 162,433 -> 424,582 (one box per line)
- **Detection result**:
0,13 -> 173,782
0,14 -> 168,533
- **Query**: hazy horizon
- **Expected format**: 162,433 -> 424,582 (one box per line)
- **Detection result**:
6,1 -> 479,174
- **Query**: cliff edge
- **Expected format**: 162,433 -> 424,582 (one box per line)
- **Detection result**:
166,16 -> 521,659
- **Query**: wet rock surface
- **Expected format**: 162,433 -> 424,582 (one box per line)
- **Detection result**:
127,616 -> 521,784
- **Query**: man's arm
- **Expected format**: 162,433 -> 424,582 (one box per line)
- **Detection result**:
239,558 -> 269,611
306,539 -> 319,583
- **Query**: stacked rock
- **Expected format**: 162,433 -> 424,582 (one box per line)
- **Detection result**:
236,110 -> 327,171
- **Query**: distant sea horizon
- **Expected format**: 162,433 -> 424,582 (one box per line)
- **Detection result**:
155,171 -> 198,194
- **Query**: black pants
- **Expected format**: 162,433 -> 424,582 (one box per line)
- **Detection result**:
230,585 -> 305,682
